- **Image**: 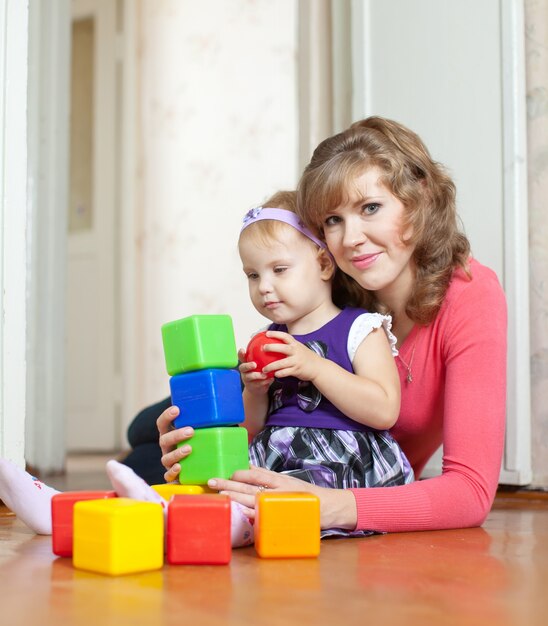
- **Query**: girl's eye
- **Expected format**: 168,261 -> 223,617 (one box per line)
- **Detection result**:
273,266 -> 288,274
362,203 -> 380,215
247,272 -> 259,280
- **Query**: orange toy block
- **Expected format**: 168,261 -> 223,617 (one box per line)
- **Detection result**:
167,494 -> 231,565
255,492 -> 321,558
51,490 -> 117,557
151,484 -> 213,500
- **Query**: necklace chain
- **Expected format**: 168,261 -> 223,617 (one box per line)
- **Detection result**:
397,333 -> 419,383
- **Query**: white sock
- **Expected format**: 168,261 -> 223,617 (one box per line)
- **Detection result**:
0,458 -> 60,534
105,460 -> 166,508
230,501 -> 255,547
105,460 -> 255,548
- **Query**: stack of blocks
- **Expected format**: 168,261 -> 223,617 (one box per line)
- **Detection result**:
160,314 -> 250,564
161,315 -> 248,486
49,314 -> 320,574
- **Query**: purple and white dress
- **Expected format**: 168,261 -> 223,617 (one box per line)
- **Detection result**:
248,307 -> 414,537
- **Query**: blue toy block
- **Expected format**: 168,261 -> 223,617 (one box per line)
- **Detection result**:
170,368 -> 245,429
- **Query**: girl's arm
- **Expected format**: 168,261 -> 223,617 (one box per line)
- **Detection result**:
264,328 -> 401,430
238,348 -> 271,439
241,388 -> 269,439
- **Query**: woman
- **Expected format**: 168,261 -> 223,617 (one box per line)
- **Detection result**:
158,116 -> 507,533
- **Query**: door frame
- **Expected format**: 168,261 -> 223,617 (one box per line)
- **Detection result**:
25,0 -> 70,472
25,0 -> 137,469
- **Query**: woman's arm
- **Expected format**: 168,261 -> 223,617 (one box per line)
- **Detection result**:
350,264 -> 507,531
264,328 -> 401,430
208,466 -> 358,530
212,264 -> 507,533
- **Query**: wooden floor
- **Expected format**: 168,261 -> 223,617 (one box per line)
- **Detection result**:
1,459 -> 547,625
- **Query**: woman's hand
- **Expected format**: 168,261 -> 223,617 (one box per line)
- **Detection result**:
156,405 -> 194,483
208,466 -> 358,530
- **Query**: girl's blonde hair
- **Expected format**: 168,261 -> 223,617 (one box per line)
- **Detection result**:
239,191 -> 298,246
239,191 -> 335,278
297,116 -> 471,324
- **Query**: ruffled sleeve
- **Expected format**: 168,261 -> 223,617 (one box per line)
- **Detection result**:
347,313 -> 398,362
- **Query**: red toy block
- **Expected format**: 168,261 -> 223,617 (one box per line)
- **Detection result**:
245,331 -> 286,378
51,490 -> 117,557
167,494 -> 231,565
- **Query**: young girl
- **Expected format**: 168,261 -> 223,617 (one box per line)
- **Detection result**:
238,191 -> 413,505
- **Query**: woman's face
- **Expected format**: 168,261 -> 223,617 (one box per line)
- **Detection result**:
322,166 -> 416,305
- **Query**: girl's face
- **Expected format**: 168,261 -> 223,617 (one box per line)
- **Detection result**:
239,225 -> 333,331
323,167 -> 416,306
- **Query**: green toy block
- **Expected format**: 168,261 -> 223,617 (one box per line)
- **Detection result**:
161,314 -> 238,376
177,426 -> 249,485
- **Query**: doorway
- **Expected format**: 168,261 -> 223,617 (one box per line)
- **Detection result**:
65,0 -> 120,451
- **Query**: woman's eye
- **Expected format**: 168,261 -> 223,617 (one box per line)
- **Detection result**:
324,215 -> 341,226
362,203 -> 380,215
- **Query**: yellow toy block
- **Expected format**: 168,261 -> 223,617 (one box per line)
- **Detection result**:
73,498 -> 164,576
255,492 -> 321,558
151,484 -> 213,500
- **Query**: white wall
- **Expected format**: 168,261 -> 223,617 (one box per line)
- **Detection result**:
135,0 -> 299,409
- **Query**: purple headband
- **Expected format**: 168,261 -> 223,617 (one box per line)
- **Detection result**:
240,206 -> 328,250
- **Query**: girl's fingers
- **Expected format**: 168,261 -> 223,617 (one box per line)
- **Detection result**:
243,371 -> 267,382
262,357 -> 293,376
265,330 -> 292,342
262,343 -> 291,354
239,361 -> 258,373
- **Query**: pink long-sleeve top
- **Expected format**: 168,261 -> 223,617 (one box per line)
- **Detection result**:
350,258 -> 507,532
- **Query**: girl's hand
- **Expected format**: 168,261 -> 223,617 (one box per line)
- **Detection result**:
238,348 -> 273,396
262,331 -> 323,382
157,405 -> 195,482
207,466 -> 357,530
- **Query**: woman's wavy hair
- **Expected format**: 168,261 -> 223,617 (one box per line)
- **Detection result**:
296,116 -> 471,324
